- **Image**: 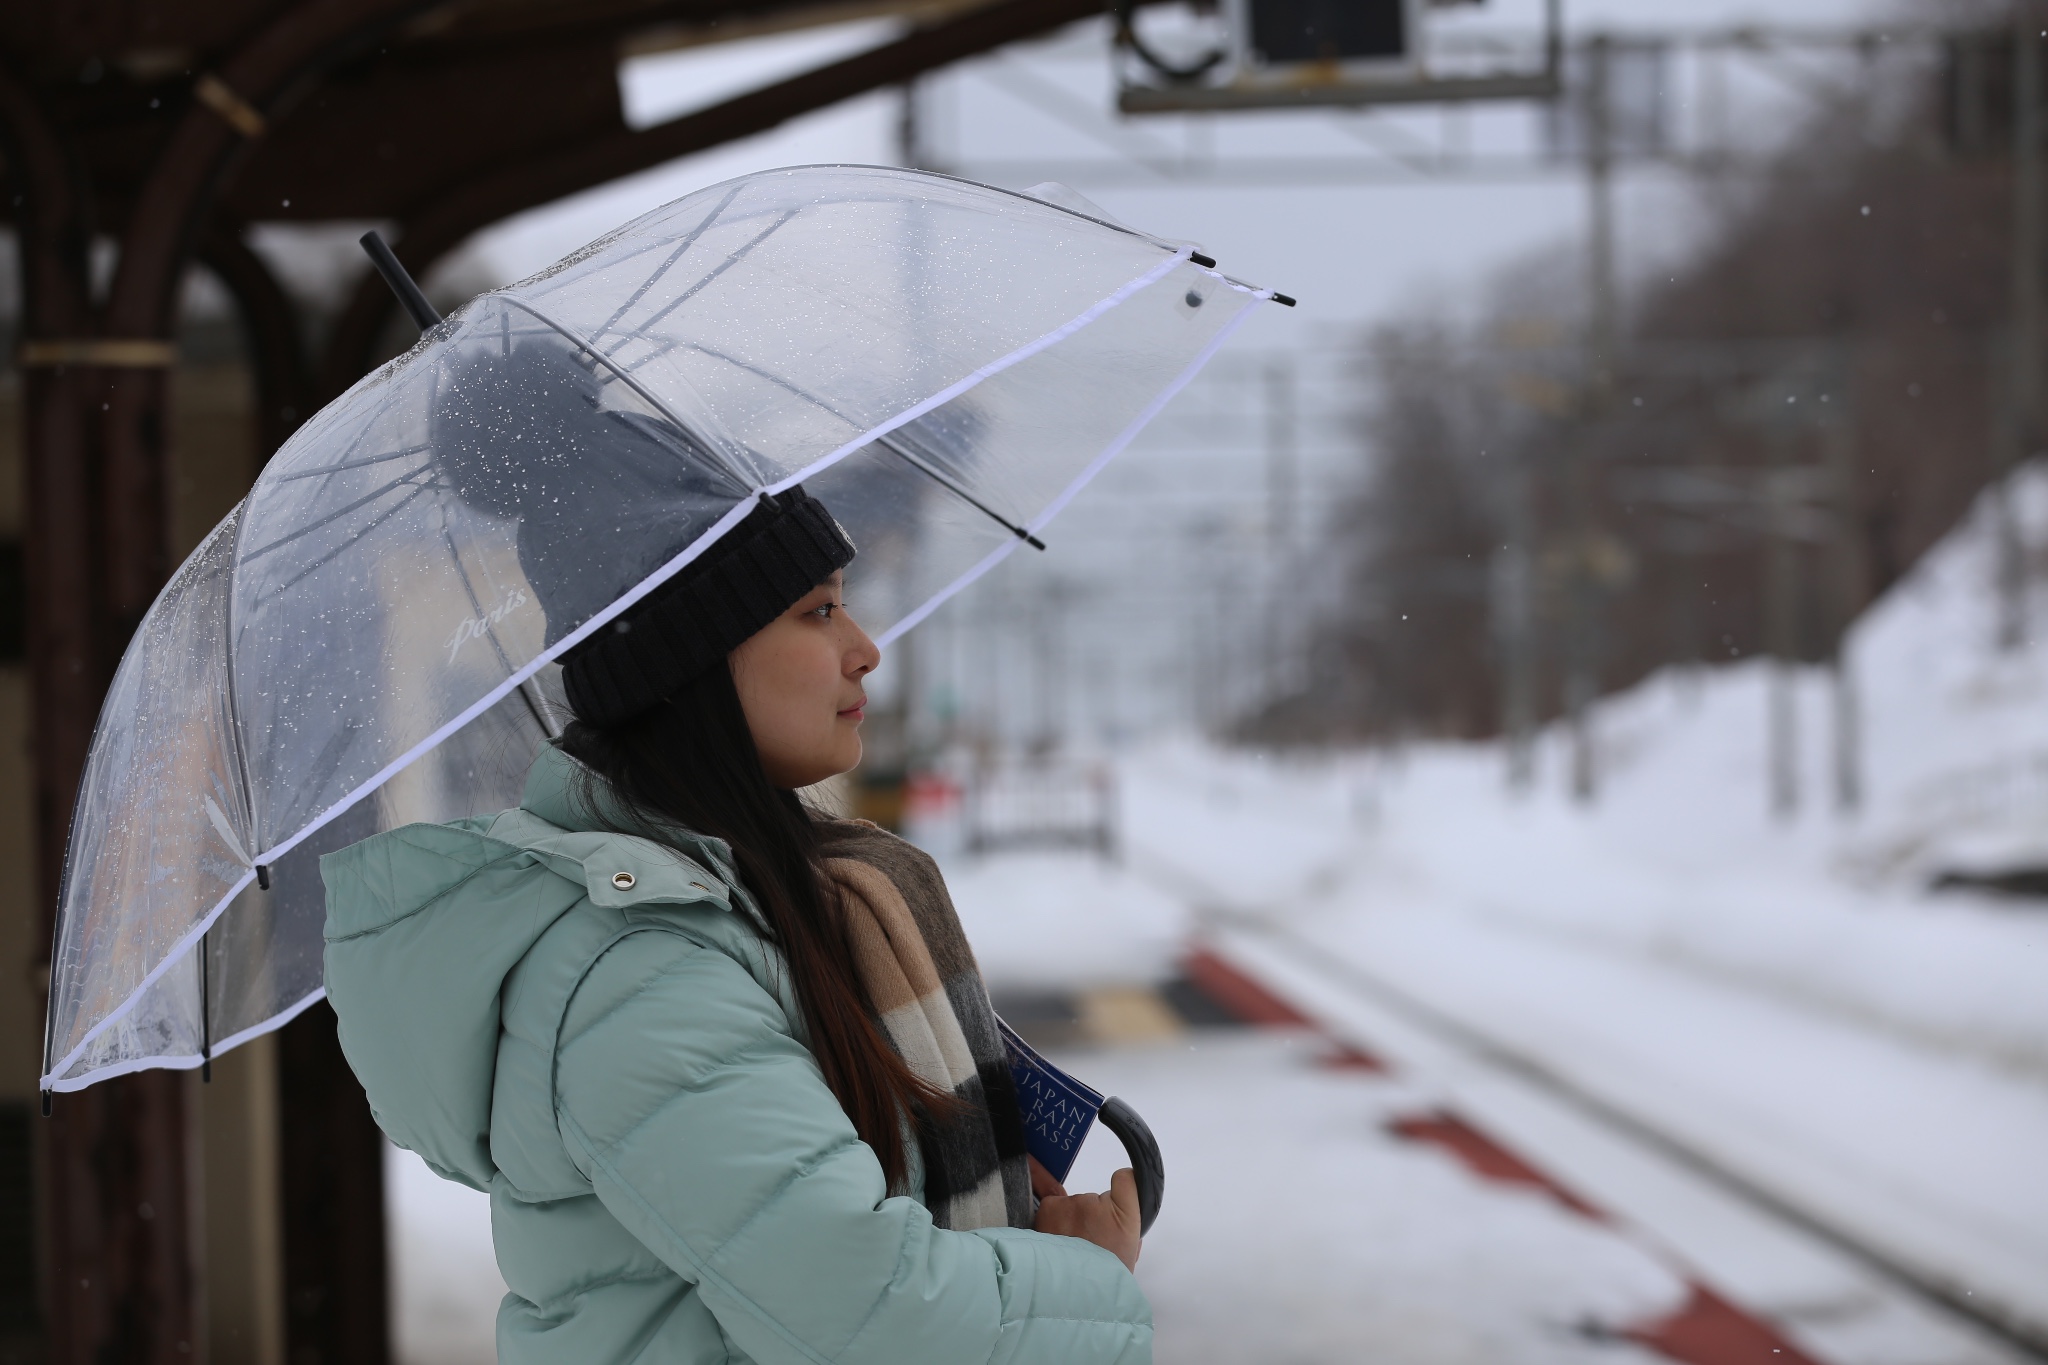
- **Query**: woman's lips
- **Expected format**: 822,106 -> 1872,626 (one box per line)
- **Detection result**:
838,698 -> 866,721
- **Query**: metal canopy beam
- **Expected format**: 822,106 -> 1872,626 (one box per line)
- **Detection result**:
319,0 -> 1117,392
1119,71 -> 1560,113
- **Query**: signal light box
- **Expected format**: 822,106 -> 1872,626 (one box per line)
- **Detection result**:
1238,0 -> 1417,71
1117,0 -> 1560,114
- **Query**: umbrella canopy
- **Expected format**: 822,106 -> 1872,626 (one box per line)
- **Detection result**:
41,164 -> 1278,1094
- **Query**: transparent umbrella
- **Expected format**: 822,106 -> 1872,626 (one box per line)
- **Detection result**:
39,163 -> 1283,1098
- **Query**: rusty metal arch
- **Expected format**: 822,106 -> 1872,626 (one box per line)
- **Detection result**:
318,0 -> 1115,394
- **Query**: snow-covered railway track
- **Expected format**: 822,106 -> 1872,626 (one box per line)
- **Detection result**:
1207,919 -> 2048,1365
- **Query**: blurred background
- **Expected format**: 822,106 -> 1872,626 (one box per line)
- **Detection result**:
5,0 -> 2048,1361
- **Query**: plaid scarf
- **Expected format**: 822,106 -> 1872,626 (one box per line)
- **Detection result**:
815,820 -> 1035,1231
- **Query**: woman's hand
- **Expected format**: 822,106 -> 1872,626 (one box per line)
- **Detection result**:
1029,1156 -> 1141,1272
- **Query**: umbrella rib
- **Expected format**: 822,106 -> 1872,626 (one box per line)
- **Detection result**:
758,247 -> 1198,501
588,183 -> 748,343
198,933 -> 211,1081
657,337 -> 1040,548
650,336 -> 1042,548
262,484 -> 434,601
220,493 -> 267,928
272,443 -> 431,482
611,331 -> 693,379
873,434 -> 1045,550
253,380 -> 410,497
608,208 -> 801,353
657,335 -> 849,423
517,211 -> 748,317
499,297 -> 760,494
238,462 -> 435,565
872,264 -> 1263,650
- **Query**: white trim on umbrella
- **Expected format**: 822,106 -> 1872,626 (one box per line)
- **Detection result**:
45,986 -> 330,1094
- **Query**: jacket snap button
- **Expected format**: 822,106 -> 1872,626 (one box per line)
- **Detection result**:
611,871 -> 636,890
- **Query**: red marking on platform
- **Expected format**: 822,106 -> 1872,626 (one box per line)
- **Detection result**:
1181,946 -> 1318,1027
1388,1110 -> 1607,1220
1207,946 -> 1830,1365
1318,1043 -> 1389,1072
1624,1285 -> 1825,1365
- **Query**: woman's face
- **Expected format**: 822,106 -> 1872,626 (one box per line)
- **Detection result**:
731,571 -> 880,789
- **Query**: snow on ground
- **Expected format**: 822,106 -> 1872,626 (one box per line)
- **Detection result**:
1054,1031 -> 1685,1365
387,1144 -> 504,1365
943,852 -> 1190,991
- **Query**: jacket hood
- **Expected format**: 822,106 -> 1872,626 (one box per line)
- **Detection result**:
319,744 -> 741,1190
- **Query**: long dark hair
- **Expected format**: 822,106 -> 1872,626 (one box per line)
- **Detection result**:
558,661 -> 952,1189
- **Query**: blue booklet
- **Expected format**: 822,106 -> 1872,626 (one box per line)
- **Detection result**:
997,1016 -> 1105,1186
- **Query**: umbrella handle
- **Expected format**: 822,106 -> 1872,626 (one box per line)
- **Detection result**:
1096,1095 -> 1163,1235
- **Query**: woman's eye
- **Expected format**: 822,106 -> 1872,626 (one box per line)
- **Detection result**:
811,602 -> 837,618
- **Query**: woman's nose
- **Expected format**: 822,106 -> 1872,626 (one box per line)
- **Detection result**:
848,625 -> 881,678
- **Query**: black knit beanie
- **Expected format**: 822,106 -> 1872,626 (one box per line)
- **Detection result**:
561,487 -> 856,727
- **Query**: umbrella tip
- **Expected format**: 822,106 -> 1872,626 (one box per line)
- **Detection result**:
360,230 -> 444,335
40,1089 -> 50,1118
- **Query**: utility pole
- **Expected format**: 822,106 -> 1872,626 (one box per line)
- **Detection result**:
1823,354 -> 1866,814
2001,12 -> 2041,650
1663,521 -> 1708,703
1494,456 -> 1538,791
1764,445 -> 1801,820
1265,356 -> 1298,710
1568,33 -> 1617,803
1761,394 -> 1810,822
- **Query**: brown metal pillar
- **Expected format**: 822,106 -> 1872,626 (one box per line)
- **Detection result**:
0,68 -> 98,905
0,63 -> 206,1365
19,5 -> 433,1356
42,1076 -> 204,1364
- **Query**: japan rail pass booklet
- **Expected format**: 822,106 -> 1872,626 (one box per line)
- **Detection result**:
997,1015 -> 1104,1185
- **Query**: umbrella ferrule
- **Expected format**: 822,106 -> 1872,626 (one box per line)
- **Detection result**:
360,230 -> 443,334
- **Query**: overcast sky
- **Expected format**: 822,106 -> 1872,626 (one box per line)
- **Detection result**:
465,0 -> 1905,353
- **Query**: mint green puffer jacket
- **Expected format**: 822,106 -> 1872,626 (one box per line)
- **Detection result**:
321,745 -> 1150,1365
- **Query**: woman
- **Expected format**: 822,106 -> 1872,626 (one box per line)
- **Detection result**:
322,487 -> 1149,1364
